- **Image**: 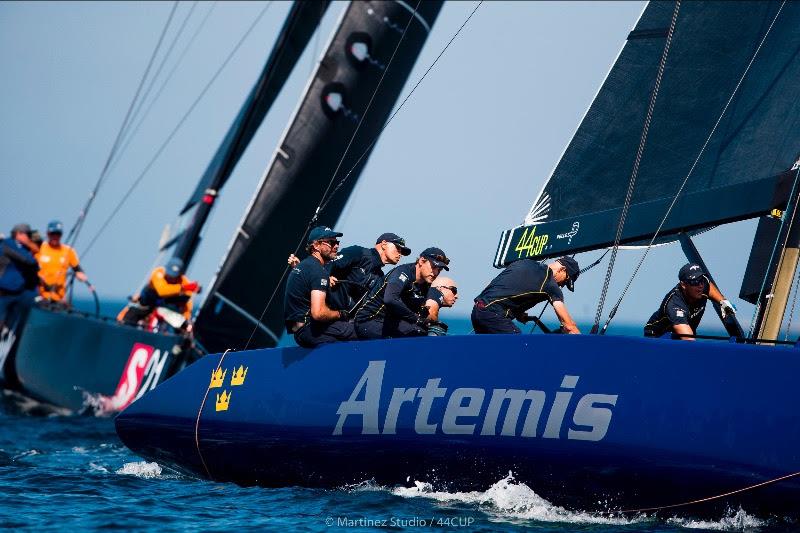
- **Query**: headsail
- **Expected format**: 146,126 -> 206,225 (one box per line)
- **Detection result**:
495,1 -> 800,266
194,1 -> 444,353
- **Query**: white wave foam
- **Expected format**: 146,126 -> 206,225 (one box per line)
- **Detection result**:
89,462 -> 109,473
389,473 -> 639,526
71,447 -> 87,454
116,461 -> 163,479
668,508 -> 766,531
12,449 -> 40,461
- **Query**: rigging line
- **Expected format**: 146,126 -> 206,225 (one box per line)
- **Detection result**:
618,469 -> 800,514
112,1 -> 200,167
67,1 -> 179,248
599,1 -> 787,335
241,1 -> 483,351
591,0 -> 681,334
80,1 -> 274,259
241,0 -> 423,351
313,0 -> 421,222
107,1 -> 219,183
317,1 -> 483,215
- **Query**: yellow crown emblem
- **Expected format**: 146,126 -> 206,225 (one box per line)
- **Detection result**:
231,365 -> 248,386
210,367 -> 226,389
215,390 -> 231,411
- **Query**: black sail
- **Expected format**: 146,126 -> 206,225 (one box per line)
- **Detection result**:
496,1 -> 800,266
195,1 -> 443,353
171,1 -> 331,265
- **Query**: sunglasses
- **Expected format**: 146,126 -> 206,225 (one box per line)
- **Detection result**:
319,240 -> 340,247
684,278 -> 704,286
425,254 -> 450,265
438,285 -> 458,295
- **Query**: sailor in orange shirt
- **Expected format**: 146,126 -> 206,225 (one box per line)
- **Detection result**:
36,220 -> 92,302
140,258 -> 199,321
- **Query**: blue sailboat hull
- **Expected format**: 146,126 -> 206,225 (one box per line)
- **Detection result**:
115,334 -> 800,515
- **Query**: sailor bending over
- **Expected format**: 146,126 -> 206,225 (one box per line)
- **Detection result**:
284,226 -> 357,348
644,263 -> 735,341
472,257 -> 580,334
119,257 -> 200,330
425,276 -> 458,336
288,232 -> 410,312
355,247 -> 450,339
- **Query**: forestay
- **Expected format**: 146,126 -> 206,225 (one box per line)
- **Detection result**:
495,1 -> 800,267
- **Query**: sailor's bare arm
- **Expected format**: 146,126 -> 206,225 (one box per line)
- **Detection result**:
552,301 -> 580,334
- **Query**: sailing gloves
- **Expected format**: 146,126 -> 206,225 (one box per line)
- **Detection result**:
720,299 -> 736,318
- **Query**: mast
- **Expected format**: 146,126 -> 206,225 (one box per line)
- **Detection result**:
741,166 -> 800,340
171,0 -> 331,268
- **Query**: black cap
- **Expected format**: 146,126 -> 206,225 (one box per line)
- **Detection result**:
420,247 -> 450,271
307,226 -> 343,245
679,263 -> 704,283
556,256 -> 580,292
376,232 -> 411,256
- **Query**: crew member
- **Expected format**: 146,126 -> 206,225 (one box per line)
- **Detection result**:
644,263 -> 735,340
118,258 -> 199,327
288,232 -> 411,312
472,256 -> 581,334
425,276 -> 458,336
36,220 -> 92,303
355,247 -> 450,339
0,223 -> 40,330
284,226 -> 357,348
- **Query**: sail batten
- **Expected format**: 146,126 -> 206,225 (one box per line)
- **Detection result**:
504,1 -> 800,266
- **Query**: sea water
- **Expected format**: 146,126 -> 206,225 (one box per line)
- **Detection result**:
1,303 -> 786,531
0,401 -> 785,531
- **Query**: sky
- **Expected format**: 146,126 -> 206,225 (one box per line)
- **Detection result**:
0,1 -> 774,334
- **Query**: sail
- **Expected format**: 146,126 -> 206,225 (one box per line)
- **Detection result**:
495,0 -> 800,267
170,1 -> 331,266
194,1 -> 444,353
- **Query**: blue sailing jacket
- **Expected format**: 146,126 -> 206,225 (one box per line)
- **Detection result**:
0,238 -> 38,293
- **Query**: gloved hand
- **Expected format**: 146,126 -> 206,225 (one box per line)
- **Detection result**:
339,309 -> 350,321
720,299 -> 736,318
287,254 -> 300,267
182,281 -> 199,293
415,316 -> 432,331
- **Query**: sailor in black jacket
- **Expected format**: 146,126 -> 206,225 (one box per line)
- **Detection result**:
326,232 -> 411,311
644,263 -> 735,340
284,226 -> 357,348
472,256 -> 581,334
355,247 -> 450,339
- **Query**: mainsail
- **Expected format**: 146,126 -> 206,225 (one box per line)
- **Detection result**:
495,1 -> 800,267
194,1 -> 444,353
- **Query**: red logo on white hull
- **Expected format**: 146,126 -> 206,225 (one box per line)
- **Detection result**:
103,343 -> 168,412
